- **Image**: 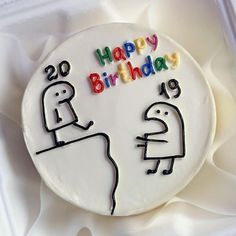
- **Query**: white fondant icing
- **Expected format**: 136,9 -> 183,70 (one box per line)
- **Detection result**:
22,23 -> 216,216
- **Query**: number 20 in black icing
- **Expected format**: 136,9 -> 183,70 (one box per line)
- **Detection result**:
44,60 -> 71,81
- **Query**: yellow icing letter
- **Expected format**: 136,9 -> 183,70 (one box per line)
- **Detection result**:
117,63 -> 132,83
134,37 -> 147,54
164,52 -> 180,69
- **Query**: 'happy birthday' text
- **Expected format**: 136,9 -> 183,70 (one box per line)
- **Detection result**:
88,34 -> 180,94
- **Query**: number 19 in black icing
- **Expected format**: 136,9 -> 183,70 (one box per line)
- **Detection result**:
159,79 -> 181,99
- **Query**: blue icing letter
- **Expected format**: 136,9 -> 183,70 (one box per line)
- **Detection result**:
123,42 -> 136,58
141,55 -> 156,76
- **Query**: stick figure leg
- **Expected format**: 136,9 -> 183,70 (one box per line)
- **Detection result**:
162,158 -> 175,175
147,160 -> 160,175
52,130 -> 65,147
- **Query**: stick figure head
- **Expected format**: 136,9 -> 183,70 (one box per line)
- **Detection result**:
42,81 -> 77,132
144,102 -> 184,132
43,81 -> 75,105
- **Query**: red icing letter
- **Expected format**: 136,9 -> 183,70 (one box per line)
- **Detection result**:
127,61 -> 143,81
112,47 -> 126,61
89,73 -> 104,93
146,34 -> 158,51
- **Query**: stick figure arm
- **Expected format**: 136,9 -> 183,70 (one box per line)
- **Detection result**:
68,102 -> 94,130
136,136 -> 168,143
136,132 -> 168,143
136,129 -> 167,140
73,120 -> 94,130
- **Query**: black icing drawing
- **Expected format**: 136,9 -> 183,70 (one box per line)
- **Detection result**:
159,79 -> 181,99
136,102 -> 185,175
41,81 -> 94,146
36,80 -> 119,215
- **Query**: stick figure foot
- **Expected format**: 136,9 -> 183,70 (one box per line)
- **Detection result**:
147,169 -> 157,174
87,121 -> 94,128
162,158 -> 175,175
56,141 -> 65,146
147,160 -> 160,175
162,169 -> 173,175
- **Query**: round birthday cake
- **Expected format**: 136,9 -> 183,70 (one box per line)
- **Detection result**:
22,23 -> 216,216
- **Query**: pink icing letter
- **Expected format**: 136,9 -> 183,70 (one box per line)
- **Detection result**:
146,34 -> 158,51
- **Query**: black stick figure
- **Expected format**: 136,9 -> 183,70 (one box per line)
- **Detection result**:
41,81 -> 94,147
37,80 -> 119,215
136,102 -> 185,175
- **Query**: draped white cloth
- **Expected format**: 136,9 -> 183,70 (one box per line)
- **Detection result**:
0,0 -> 236,235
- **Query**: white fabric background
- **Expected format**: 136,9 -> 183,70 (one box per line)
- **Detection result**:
0,0 -> 236,235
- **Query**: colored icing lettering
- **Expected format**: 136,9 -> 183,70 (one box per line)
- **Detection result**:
123,42 -> 136,58
154,57 -> 168,71
96,47 -> 113,66
117,63 -> 132,83
89,73 -> 105,93
112,47 -> 126,61
103,72 -> 111,88
127,61 -> 143,81
141,55 -> 156,76
105,78 -> 110,88
89,34 -> 181,94
146,34 -> 158,51
134,37 -> 147,54
165,52 -> 180,69
110,73 -> 119,86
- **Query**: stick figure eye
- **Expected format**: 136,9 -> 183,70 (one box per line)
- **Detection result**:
164,111 -> 168,115
156,110 -> 160,114
55,92 -> 59,96
63,90 -> 66,93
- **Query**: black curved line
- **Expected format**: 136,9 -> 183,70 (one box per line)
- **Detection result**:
144,115 -> 169,135
101,133 -> 119,215
36,132 -> 119,215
